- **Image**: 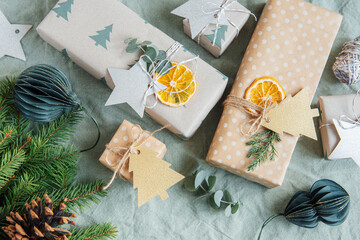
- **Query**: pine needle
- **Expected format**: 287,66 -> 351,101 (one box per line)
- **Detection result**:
246,130 -> 281,171
69,223 -> 118,240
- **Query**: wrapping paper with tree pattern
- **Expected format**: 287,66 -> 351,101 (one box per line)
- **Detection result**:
99,120 -> 167,182
206,0 -> 342,188
36,0 -> 228,139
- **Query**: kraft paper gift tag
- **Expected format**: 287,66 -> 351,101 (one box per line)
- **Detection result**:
206,0 -> 342,188
318,94 -> 360,166
37,0 -> 228,139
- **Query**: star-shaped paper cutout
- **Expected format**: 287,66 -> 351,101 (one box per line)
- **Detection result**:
171,0 -> 231,38
105,59 -> 167,117
330,119 -> 360,167
0,10 -> 32,61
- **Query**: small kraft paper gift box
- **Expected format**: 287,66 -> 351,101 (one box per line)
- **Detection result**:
172,0 -> 253,57
37,0 -> 228,139
99,120 -> 167,182
206,0 -> 342,188
318,94 -> 360,166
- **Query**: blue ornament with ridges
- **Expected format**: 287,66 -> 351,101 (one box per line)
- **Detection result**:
14,64 -> 80,122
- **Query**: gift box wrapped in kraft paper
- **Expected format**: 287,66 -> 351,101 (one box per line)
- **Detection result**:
206,0 -> 342,188
37,0 -> 228,139
318,94 -> 360,166
180,0 -> 252,57
99,120 -> 167,182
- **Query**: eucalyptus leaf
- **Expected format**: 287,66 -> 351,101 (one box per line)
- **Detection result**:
156,60 -> 172,75
222,190 -> 233,204
129,38 -> 138,46
214,190 -> 223,207
143,47 -> 158,64
231,202 -> 240,214
156,50 -> 167,61
141,41 -> 152,45
194,170 -> 206,188
184,176 -> 197,192
124,38 -> 132,44
209,193 -> 220,209
126,44 -> 141,53
225,205 -> 232,217
207,176 -> 216,191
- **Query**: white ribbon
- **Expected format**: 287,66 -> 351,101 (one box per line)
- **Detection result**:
138,42 -> 199,109
198,0 -> 257,46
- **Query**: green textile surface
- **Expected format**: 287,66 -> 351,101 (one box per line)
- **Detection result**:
1,0 -> 359,239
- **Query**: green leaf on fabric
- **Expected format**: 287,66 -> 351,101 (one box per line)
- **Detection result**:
231,202 -> 240,214
222,190 -> 233,203
156,50 -> 167,61
124,38 -> 132,44
141,41 -> 152,45
184,176 -> 197,192
214,190 -> 223,207
126,44 -> 140,53
194,170 -> 206,188
207,176 -> 216,191
225,204 -> 232,217
209,193 -> 220,209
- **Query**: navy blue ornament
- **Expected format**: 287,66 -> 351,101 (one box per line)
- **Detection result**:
14,64 -> 81,122
258,179 -> 350,239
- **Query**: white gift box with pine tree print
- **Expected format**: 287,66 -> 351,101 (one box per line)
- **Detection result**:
37,0 -> 228,139
182,1 -> 251,57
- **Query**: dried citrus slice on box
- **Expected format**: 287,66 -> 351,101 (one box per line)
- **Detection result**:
156,62 -> 196,107
244,76 -> 286,109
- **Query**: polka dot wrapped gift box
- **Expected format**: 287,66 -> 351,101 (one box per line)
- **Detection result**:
206,0 -> 343,188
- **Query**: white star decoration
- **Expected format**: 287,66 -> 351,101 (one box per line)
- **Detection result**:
330,119 -> 360,167
105,60 -> 167,118
171,0 -> 230,38
0,10 -> 32,61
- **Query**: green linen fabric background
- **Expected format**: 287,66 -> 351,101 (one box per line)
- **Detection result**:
1,0 -> 359,239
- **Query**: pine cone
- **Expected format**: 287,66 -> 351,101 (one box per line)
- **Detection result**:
2,194 -> 76,240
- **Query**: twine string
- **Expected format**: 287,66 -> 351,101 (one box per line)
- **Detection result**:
198,0 -> 257,45
102,124 -> 170,190
138,42 -> 198,109
223,95 -> 275,135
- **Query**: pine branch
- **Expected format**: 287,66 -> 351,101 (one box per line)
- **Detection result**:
246,130 -> 281,171
69,223 -> 118,240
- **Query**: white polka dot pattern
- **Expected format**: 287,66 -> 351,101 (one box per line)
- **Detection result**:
99,120 -> 167,182
206,0 -> 342,188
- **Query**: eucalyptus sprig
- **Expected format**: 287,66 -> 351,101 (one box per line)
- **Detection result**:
184,170 -> 241,216
246,130 -> 281,171
124,38 -> 172,74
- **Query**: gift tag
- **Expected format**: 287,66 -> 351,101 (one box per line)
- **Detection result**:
261,88 -> 319,140
0,10 -> 32,61
129,146 -> 184,207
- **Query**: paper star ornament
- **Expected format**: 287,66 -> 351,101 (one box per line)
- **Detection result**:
105,59 -> 166,117
261,88 -> 319,140
171,0 -> 231,38
330,119 -> 360,167
0,10 -> 32,61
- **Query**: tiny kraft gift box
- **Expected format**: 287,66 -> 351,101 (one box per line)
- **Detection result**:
99,120 -> 166,182
205,0 -> 342,188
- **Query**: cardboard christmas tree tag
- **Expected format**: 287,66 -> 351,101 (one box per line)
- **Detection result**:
261,88 -> 319,140
129,146 -> 184,207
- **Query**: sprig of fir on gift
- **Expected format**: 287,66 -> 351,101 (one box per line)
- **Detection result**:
124,38 -> 172,73
184,170 -> 241,216
246,130 -> 281,171
0,76 -> 117,240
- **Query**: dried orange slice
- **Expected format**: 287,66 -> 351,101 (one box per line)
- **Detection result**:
244,76 -> 286,109
156,62 -> 196,107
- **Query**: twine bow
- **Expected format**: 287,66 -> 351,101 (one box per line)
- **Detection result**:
138,41 -> 198,109
103,124 -> 169,190
224,95 -> 276,135
199,0 -> 257,46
